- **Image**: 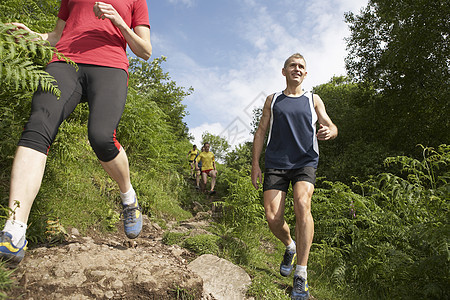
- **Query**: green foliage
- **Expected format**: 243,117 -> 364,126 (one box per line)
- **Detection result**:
217,167 -> 265,228
216,143 -> 449,299
182,234 -> 221,255
310,146 -> 449,299
0,54 -> 194,242
0,263 -> 14,299
169,286 -> 198,300
0,25 -> 58,96
128,56 -> 193,139
313,76 -> 389,182
224,142 -> 252,171
162,231 -> 190,246
0,0 -> 60,29
345,0 -> 449,151
119,87 -> 183,169
0,0 -> 75,100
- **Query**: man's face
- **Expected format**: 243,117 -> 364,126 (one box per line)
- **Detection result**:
204,144 -> 210,152
282,57 -> 307,83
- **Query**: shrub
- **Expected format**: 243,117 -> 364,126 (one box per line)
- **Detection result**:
182,234 -> 220,255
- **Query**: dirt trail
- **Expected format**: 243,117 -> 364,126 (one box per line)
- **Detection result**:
6,214 -> 207,299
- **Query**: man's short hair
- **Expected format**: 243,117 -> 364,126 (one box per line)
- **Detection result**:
284,53 -> 306,69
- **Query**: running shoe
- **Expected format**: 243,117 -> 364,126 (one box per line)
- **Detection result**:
209,190 -> 216,195
291,275 -> 309,300
122,199 -> 143,239
0,231 -> 27,267
280,248 -> 296,276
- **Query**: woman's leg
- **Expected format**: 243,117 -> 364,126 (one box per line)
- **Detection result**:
8,147 -> 47,224
9,62 -> 82,224
85,66 -> 141,239
85,66 -> 130,192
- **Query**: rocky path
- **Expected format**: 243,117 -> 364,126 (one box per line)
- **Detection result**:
6,212 -> 252,300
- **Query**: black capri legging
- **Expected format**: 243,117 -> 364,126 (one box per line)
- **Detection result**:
18,62 -> 128,162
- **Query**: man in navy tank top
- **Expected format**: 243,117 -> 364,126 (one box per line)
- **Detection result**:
251,53 -> 338,300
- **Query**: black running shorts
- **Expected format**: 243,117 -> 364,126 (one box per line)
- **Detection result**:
263,167 -> 316,192
18,62 -> 128,162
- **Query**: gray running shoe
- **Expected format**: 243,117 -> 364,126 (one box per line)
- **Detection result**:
122,198 -> 143,239
280,248 -> 296,276
291,275 -> 310,300
0,231 -> 27,268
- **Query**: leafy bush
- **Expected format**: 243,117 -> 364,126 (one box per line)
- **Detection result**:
162,231 -> 190,246
216,167 -> 265,228
217,144 -> 449,299
310,145 -> 449,299
182,234 -> 220,255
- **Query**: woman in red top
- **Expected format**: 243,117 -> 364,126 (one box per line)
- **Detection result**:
0,0 -> 152,266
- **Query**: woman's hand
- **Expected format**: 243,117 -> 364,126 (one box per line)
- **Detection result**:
93,2 -> 125,27
6,20 -> 65,46
92,1 -> 152,60
6,22 -> 42,41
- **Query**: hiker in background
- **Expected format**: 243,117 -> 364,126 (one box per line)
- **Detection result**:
251,53 -> 337,300
194,146 -> 204,190
195,143 -> 217,195
0,0 -> 152,267
187,144 -> 199,178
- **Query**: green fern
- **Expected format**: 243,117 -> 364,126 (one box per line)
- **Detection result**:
0,21 -> 77,100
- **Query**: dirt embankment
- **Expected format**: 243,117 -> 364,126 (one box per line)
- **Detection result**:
7,214 -> 206,299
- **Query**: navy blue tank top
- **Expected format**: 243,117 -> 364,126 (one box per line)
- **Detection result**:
265,91 -> 319,169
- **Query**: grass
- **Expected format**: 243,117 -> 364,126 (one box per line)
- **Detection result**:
0,119 -> 193,238
0,126 -> 378,300
0,261 -> 14,299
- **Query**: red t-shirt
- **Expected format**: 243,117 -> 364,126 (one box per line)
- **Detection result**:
51,0 -> 150,71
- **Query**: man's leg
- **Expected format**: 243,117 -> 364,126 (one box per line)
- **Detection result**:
292,181 -> 314,266
263,190 -> 293,247
264,189 -> 297,277
290,181 -> 314,300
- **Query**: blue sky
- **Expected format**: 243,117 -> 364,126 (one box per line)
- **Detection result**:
144,0 -> 368,148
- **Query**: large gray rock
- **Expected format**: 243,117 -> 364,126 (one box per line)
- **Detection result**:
188,254 -> 252,300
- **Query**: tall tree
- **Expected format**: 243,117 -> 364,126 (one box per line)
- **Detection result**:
345,0 -> 449,152
313,76 -> 389,182
128,56 -> 193,139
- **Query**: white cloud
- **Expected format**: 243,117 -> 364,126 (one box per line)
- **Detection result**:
189,122 -> 225,147
166,0 -> 196,8
157,0 -> 368,149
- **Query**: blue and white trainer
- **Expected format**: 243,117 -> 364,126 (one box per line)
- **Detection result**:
0,231 -> 27,267
291,275 -> 310,300
280,248 -> 297,277
122,199 -> 143,239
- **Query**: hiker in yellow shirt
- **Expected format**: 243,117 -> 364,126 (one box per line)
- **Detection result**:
195,143 -> 217,194
187,145 -> 199,178
194,146 -> 204,190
